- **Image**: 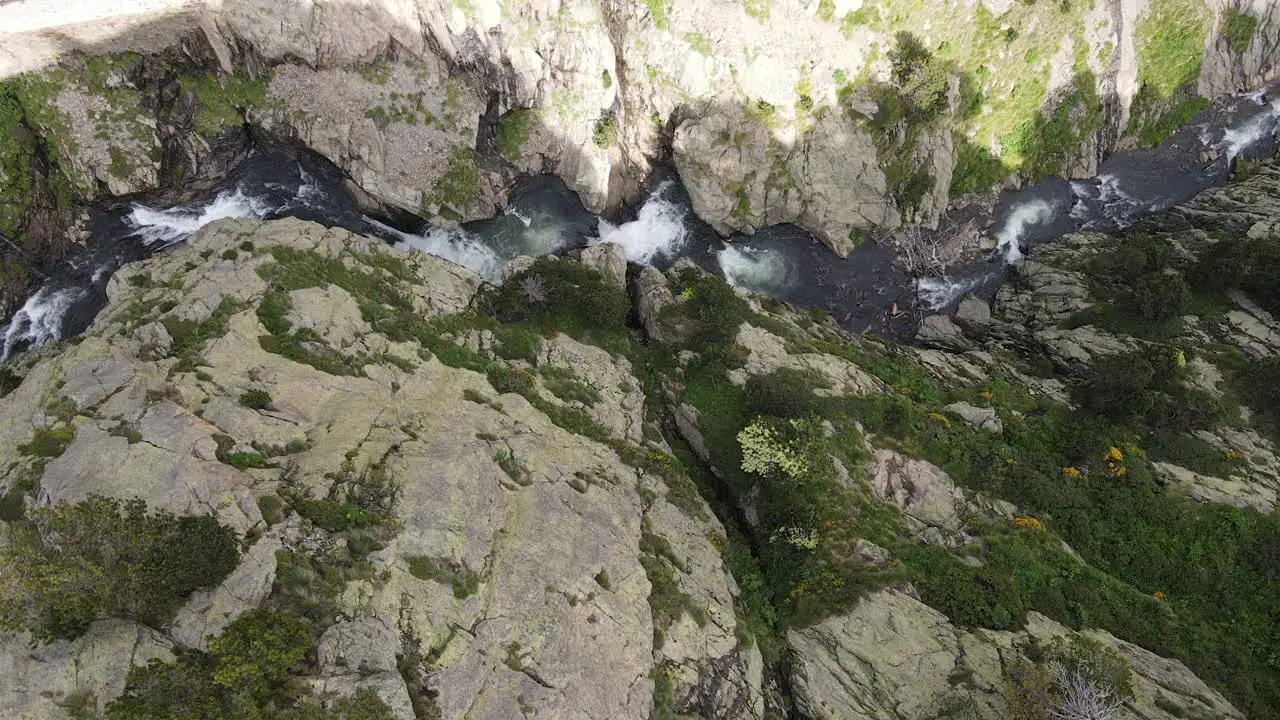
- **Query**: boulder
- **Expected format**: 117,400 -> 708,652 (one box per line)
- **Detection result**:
955,294 -> 992,328
789,590 -> 1245,720
580,242 -> 628,290
0,620 -> 172,720
943,401 -> 1003,433
869,449 -> 1014,546
634,266 -> 675,342
915,314 -> 968,350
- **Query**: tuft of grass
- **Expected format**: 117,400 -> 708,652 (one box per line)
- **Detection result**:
1140,95 -> 1211,148
19,425 -> 76,457
422,147 -> 481,211
495,108 -> 539,161
685,32 -> 713,55
239,389 -> 272,410
1222,9 -> 1258,53
540,366 -> 600,406
405,555 -> 481,598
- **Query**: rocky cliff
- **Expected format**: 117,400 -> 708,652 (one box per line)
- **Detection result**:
2,0 -> 1279,276
1,162 -> 1278,719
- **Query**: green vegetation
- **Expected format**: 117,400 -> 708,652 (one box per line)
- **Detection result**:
1222,9 -> 1258,53
239,388 -> 273,409
742,0 -> 771,19
684,32 -> 713,55
1140,95 -> 1211,148
19,424 -> 76,457
655,250 -> 1280,717
639,529 -> 703,646
422,147 -> 481,212
108,610 -> 396,719
592,115 -> 618,148
643,0 -> 670,29
1003,72 -> 1104,178
179,73 -> 270,137
0,496 -> 239,642
406,555 -> 481,598
1129,0 -> 1210,139
540,365 -> 601,406
483,257 -> 630,336
164,296 -> 246,372
0,72 -> 80,238
496,108 -> 539,161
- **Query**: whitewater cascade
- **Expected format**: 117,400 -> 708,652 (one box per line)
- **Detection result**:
592,182 -> 690,265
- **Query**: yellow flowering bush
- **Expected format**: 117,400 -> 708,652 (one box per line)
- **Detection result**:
1062,466 -> 1083,478
1014,516 -> 1046,532
1104,447 -> 1128,477
926,412 -> 952,427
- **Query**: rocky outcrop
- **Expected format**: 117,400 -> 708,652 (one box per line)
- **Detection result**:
1199,0 -> 1280,96
261,61 -> 507,221
789,589 -> 1244,720
0,620 -> 173,720
0,217 -> 759,719
868,449 -> 1015,547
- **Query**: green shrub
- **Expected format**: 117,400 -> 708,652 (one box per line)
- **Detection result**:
19,425 -> 75,457
1222,9 -> 1258,52
406,555 -> 481,598
257,290 -> 293,335
257,495 -> 285,526
484,258 -> 630,336
294,499 -> 380,533
0,495 -> 239,641
238,389 -> 272,409
1075,351 -> 1159,421
208,610 -> 311,701
745,368 -> 829,419
488,366 -> 536,395
593,115 -> 618,148
1132,272 -> 1189,324
540,366 -> 601,406
495,108 -> 538,160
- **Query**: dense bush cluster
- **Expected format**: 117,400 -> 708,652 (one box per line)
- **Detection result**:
484,258 -> 630,335
670,261 -> 1280,716
0,495 -> 240,642
107,610 -> 396,720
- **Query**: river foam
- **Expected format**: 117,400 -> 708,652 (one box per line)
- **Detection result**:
364,216 -> 504,283
0,286 -> 86,362
128,189 -> 270,248
592,182 -> 688,265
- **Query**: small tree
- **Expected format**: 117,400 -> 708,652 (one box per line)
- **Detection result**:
209,610 -> 311,702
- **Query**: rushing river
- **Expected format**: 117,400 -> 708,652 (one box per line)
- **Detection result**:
2,84 -> 1279,360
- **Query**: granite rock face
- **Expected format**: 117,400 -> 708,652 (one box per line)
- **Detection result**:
0,218 -> 760,719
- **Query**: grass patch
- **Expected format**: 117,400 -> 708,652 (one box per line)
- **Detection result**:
496,108 -> 539,161
1222,9 -> 1258,53
540,366 -> 600,406
405,555 -> 481,598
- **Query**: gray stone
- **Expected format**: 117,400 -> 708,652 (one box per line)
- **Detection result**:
955,294 -> 992,328
943,401 -> 1003,433
915,314 -> 968,350
580,242 -> 628,290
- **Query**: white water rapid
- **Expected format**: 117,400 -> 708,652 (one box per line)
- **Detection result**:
364,217 -> 504,283
592,182 -> 689,264
0,286 -> 87,362
127,189 -> 270,248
